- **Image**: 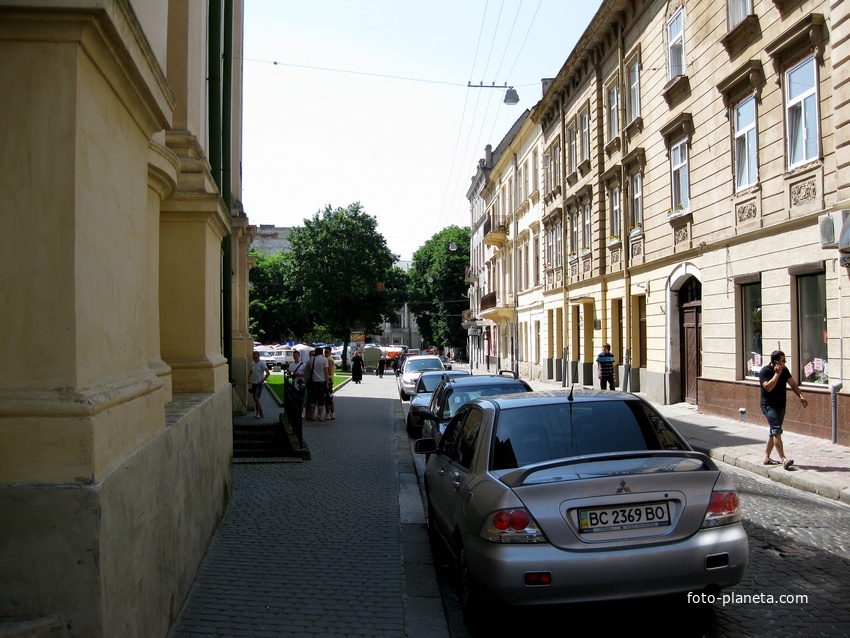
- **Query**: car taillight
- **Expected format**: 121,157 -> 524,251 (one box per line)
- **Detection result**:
482,509 -> 547,543
702,490 -> 741,528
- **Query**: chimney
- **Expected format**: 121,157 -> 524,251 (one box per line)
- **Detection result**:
485,144 -> 493,168
541,78 -> 555,97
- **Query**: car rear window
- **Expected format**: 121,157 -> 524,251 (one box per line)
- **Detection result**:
443,384 -> 528,419
406,358 -> 442,372
491,401 -> 688,470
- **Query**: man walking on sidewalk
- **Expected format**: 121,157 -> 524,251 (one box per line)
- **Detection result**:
760,350 -> 807,470
596,343 -> 616,390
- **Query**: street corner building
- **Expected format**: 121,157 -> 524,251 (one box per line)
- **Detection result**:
464,0 -> 850,446
0,1 -> 257,636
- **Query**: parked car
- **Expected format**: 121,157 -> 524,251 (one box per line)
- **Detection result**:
272,349 -> 296,370
406,370 -> 471,437
397,355 -> 444,401
420,374 -> 532,443
414,390 -> 748,618
439,356 -> 452,370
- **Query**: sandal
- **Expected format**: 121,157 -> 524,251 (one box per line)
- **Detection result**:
763,459 -> 780,465
783,459 -> 794,470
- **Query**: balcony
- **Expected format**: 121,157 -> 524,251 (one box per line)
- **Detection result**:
483,216 -> 508,247
464,266 -> 477,283
479,290 -> 515,322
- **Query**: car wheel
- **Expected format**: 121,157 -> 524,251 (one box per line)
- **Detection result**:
405,413 -> 417,437
457,544 -> 483,620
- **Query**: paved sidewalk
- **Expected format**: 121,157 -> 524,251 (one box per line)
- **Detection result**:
170,374 -> 448,638
515,372 -> 850,504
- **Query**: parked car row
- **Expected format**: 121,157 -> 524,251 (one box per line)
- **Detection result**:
402,362 -> 749,623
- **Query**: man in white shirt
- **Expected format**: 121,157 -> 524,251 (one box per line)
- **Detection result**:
249,351 -> 271,419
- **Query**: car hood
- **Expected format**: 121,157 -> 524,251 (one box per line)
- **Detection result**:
500,452 -> 722,550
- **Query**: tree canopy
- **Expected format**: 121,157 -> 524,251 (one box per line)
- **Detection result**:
249,203 -> 406,351
408,226 -> 470,349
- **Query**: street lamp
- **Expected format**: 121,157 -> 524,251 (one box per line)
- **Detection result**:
467,81 -> 520,105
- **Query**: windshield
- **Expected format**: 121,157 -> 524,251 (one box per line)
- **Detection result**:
491,400 -> 688,470
418,376 -> 444,392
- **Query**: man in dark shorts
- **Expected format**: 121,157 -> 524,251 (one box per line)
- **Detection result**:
760,350 -> 807,469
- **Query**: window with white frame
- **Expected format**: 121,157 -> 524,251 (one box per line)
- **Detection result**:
670,138 -> 690,212
581,111 -> 590,162
532,149 -> 539,192
728,0 -> 752,29
632,172 -> 643,227
554,220 -> 563,267
582,204 -> 591,250
797,271 -> 827,384
734,94 -> 757,191
552,142 -> 561,188
628,62 -> 641,122
610,186 -> 621,240
568,126 -> 577,173
786,56 -> 819,168
570,212 -> 579,254
546,227 -> 554,270
740,281 -> 762,378
522,161 -> 529,201
608,85 -> 619,140
534,236 -> 540,285
668,8 -> 686,78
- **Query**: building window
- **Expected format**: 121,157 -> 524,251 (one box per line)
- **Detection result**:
728,0 -> 752,29
554,221 -> 563,267
797,271 -> 828,384
610,186 -> 621,239
581,111 -> 590,162
534,235 -> 540,285
668,8 -> 686,78
571,212 -> 579,254
522,161 -> 529,201
629,62 -> 641,122
568,127 -> 577,173
740,281 -> 762,378
608,85 -> 619,140
786,56 -> 819,168
734,95 -> 757,191
582,204 -> 591,249
532,149 -> 539,192
670,138 -> 690,212
632,172 -> 643,226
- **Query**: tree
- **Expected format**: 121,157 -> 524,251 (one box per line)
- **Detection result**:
248,250 -> 312,343
408,226 -> 470,351
285,203 -> 404,362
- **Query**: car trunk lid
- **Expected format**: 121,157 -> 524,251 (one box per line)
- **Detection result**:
500,452 -> 721,549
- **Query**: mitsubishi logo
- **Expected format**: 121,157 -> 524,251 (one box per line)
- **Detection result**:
616,479 -> 632,494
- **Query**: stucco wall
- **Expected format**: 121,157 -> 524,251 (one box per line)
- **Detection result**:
0,389 -> 232,637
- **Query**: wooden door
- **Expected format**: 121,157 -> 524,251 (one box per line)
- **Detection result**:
682,303 -> 701,404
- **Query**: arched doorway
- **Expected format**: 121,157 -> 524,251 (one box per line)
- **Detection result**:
679,277 -> 702,404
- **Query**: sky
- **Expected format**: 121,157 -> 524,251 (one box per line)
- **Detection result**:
240,0 -> 604,261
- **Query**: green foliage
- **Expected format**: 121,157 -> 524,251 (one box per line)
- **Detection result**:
249,203 -> 406,348
408,226 -> 470,349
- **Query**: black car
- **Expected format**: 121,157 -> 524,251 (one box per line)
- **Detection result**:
421,373 -> 532,444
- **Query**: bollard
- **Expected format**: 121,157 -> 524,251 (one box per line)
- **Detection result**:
739,408 -> 746,422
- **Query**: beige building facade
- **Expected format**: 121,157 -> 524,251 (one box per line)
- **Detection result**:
1,0 -> 256,635
466,0 -> 850,445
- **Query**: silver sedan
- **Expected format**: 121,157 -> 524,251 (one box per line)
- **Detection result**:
415,390 -> 748,616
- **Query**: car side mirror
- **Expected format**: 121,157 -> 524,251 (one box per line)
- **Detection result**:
421,410 -> 438,422
413,438 -> 436,455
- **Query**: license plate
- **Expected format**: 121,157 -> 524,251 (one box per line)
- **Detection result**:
578,502 -> 671,533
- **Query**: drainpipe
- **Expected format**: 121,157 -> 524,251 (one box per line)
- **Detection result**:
832,263 -> 843,443
617,17 -> 632,393
222,0 -> 234,382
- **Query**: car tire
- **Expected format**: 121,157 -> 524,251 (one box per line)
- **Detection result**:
457,544 -> 484,622
405,414 -> 419,438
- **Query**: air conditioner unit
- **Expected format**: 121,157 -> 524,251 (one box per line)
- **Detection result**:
818,211 -> 848,249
